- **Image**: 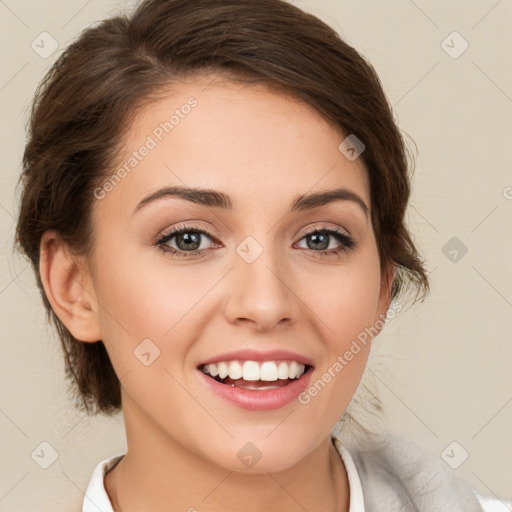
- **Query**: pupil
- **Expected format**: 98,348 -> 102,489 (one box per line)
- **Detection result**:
309,232 -> 328,250
178,232 -> 200,251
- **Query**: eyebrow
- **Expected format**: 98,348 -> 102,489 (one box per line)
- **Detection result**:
133,185 -> 369,217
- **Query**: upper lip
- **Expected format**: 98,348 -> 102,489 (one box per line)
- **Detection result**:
197,349 -> 314,368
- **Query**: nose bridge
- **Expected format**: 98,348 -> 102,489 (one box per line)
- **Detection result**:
223,233 -> 297,330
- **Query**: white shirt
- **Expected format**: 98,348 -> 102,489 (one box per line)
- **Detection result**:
82,452 -> 123,512
82,436 -> 366,512
82,436 -> 506,512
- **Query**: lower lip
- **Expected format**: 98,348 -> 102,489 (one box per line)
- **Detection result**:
198,368 -> 314,411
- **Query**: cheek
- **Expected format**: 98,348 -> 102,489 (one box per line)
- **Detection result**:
307,250 -> 382,350
90,247 -> 216,365
298,250 -> 382,415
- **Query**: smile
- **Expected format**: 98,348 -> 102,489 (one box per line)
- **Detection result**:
200,360 -> 309,389
197,359 -> 314,410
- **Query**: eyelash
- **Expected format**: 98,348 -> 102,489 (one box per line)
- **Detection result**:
155,223 -> 356,259
156,225 -> 356,259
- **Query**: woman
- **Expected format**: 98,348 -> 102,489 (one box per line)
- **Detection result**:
15,0 -> 493,510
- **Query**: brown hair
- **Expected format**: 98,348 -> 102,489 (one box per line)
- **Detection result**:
15,0 -> 429,417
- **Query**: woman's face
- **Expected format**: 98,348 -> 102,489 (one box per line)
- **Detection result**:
84,75 -> 393,472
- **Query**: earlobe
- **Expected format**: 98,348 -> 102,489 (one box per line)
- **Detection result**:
39,230 -> 102,343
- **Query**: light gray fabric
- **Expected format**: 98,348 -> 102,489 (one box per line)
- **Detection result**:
339,431 -> 484,511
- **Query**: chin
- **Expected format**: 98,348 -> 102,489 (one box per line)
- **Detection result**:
198,435 -> 312,475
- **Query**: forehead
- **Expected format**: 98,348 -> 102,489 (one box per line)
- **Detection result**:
98,75 -> 370,218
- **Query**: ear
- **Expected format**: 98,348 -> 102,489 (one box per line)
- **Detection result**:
39,230 -> 102,343
373,261 -> 397,333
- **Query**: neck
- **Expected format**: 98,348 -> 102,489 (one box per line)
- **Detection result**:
105,400 -> 350,512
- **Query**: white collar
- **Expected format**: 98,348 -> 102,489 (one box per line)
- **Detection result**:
333,437 -> 366,511
82,437 -> 364,511
82,453 -> 123,512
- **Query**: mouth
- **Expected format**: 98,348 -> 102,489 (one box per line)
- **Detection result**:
198,360 -> 314,390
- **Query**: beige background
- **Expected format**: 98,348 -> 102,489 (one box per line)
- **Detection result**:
1,0 -> 511,510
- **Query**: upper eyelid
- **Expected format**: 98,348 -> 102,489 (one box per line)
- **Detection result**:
158,223 -> 352,245
156,225 -> 355,261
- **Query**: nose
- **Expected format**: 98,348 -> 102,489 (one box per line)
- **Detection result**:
222,241 -> 299,333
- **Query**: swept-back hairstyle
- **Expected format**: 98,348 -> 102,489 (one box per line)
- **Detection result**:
16,0 -> 429,419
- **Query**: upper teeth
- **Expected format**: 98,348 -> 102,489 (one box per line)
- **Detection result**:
201,360 -> 307,381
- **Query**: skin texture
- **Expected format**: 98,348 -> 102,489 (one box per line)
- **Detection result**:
40,75 -> 394,511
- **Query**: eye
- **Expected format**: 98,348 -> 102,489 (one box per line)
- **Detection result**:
155,224 -> 356,259
156,224 -> 220,258
295,227 -> 355,257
